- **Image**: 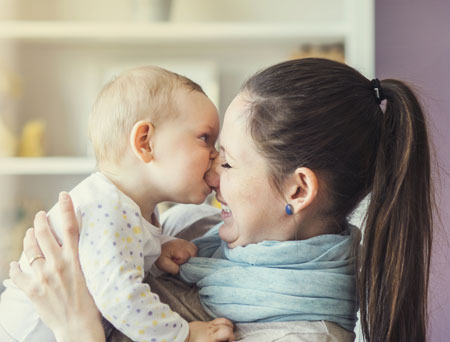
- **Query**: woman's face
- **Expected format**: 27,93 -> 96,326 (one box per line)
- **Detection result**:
207,94 -> 295,248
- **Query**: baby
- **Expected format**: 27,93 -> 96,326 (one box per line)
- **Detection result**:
0,66 -> 225,342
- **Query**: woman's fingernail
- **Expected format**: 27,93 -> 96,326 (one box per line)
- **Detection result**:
59,192 -> 69,201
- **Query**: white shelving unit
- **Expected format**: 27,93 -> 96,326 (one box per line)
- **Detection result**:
0,21 -> 349,43
0,2 -> 374,314
0,10 -> 374,172
0,157 -> 95,175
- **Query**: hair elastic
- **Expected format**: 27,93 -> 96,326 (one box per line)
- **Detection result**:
285,204 -> 294,215
370,78 -> 386,104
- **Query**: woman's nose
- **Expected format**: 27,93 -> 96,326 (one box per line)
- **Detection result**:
205,155 -> 221,189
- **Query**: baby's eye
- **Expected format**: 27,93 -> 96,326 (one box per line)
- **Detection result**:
200,134 -> 209,143
221,162 -> 232,169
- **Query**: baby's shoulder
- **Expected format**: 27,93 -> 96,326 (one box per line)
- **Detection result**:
70,173 -> 139,213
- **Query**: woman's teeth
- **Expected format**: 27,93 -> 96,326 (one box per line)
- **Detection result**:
222,204 -> 232,213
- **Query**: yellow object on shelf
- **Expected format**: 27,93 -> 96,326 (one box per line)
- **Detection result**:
0,117 -> 18,157
210,195 -> 222,209
0,63 -> 22,99
290,43 -> 345,63
19,119 -> 46,157
0,63 -> 22,157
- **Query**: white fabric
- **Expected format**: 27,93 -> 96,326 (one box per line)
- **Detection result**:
160,203 -> 220,236
235,321 -> 355,342
0,172 -> 188,342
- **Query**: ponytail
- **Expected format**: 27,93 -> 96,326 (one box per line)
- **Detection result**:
359,79 -> 433,341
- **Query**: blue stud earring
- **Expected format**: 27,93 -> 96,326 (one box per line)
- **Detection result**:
285,204 -> 294,215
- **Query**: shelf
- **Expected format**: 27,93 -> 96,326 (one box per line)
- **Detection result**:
0,157 -> 96,175
0,21 -> 349,45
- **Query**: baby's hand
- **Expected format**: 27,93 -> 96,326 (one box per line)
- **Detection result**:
188,319 -> 235,342
156,238 -> 198,274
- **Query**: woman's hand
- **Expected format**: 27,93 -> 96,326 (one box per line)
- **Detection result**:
188,319 -> 235,342
9,192 -> 105,342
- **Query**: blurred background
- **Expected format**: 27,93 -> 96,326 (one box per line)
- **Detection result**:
0,0 -> 448,340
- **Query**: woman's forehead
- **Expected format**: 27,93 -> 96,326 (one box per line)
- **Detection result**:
219,121 -> 263,167
219,93 -> 261,160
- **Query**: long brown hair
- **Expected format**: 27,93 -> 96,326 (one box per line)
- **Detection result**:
242,58 -> 433,341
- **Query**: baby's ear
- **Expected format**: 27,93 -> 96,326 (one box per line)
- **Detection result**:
130,120 -> 154,163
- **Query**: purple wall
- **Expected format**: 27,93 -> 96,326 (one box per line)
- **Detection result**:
376,1 -> 450,341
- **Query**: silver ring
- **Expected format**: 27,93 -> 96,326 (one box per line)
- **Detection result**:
29,255 -> 45,266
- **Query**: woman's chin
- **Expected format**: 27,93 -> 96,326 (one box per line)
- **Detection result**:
219,222 -> 239,246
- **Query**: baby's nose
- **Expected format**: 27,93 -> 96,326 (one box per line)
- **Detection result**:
210,147 -> 219,159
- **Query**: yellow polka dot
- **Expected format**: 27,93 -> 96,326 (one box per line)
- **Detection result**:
137,266 -> 142,272
152,320 -> 158,326
141,292 -> 146,297
115,298 -> 119,303
128,294 -> 133,300
161,313 -> 166,318
123,215 -> 127,219
139,330 -> 145,335
133,226 -> 142,234
114,206 -> 119,210
122,320 -> 127,324
120,266 -> 124,272
89,222 -> 95,228
103,229 -> 109,235
115,232 -> 120,238
127,236 -> 133,243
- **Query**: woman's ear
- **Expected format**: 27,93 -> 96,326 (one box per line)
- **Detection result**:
285,167 -> 319,214
130,120 -> 155,163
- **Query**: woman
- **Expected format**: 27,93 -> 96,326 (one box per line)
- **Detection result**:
9,58 -> 434,342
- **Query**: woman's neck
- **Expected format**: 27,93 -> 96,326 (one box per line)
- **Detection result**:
295,212 -> 344,240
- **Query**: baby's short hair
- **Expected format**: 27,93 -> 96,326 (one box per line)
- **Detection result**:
88,65 -> 204,165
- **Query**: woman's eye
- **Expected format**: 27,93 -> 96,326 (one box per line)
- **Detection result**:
221,162 -> 232,169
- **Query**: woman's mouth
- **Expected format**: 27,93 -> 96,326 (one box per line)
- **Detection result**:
220,202 -> 232,219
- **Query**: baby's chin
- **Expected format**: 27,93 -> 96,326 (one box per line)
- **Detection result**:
179,187 -> 211,205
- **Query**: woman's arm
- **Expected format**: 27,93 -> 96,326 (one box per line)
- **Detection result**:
9,193 -> 235,342
9,192 -> 105,342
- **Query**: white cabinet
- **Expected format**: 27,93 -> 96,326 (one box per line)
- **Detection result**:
0,0 -> 374,287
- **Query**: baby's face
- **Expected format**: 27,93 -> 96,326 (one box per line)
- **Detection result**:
150,88 -> 220,204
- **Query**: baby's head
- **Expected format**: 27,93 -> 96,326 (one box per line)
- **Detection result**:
89,66 -> 220,204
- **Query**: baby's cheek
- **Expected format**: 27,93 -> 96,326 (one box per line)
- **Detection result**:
195,151 -> 213,175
